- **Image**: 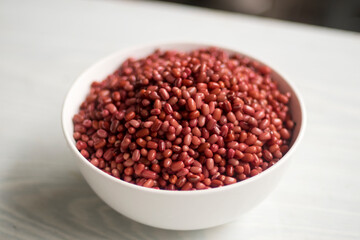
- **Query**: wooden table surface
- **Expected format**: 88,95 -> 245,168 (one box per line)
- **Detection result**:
1,0 -> 360,239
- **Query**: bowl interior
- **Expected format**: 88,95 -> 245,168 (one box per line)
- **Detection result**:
62,42 -> 305,191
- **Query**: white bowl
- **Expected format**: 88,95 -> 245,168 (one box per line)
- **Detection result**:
62,42 -> 306,230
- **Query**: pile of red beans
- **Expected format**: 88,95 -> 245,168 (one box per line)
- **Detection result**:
73,47 -> 294,190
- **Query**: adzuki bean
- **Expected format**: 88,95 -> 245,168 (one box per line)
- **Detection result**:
73,47 -> 294,190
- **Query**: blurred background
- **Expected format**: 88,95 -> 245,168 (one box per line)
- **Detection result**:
158,0 -> 360,32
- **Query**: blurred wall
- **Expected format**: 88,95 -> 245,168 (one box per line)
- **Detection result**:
158,0 -> 360,32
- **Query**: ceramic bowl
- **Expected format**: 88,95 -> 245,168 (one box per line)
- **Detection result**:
62,42 -> 306,230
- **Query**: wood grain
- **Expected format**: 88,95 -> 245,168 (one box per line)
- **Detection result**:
0,0 -> 359,239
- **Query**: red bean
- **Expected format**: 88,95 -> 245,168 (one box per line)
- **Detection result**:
273,150 -> 283,158
112,169 -> 120,178
134,163 -> 145,175
228,158 -> 239,166
209,101 -> 216,114
272,118 -> 282,126
192,127 -> 201,137
204,148 -> 213,158
73,132 -> 81,140
103,148 -> 115,161
254,110 -> 265,120
251,127 -> 263,136
243,105 -> 255,115
96,129 -> 108,138
147,149 -> 156,161
152,119 -> 163,132
73,47 -> 294,190
169,175 -> 177,184
94,138 -> 106,149
164,103 -> 173,115
136,128 -> 150,138
245,146 -> 258,153
269,144 -> 280,153
208,134 -> 219,144
176,176 -> 186,188
176,168 -> 189,177
187,98 -> 197,111
142,170 -> 158,179
206,118 -> 217,131
123,159 -> 134,167
195,94 -> 203,109
201,104 -> 210,116
181,182 -> 193,191
259,132 -> 271,141
226,165 -> 234,176
143,179 -> 154,188
280,145 -> 289,154
159,88 -> 170,100
181,134 -> 191,146
192,136 -> 201,146
279,128 -> 291,140
125,111 -> 135,121
163,149 -> 173,158
243,164 -> 251,175
242,153 -> 254,162
152,164 -> 161,173
132,149 -> 141,161
224,176 -> 237,185
171,161 -> 184,172
227,112 -> 236,123
105,103 -> 117,114
235,150 -> 244,159
286,120 -> 294,129
213,108 -> 222,121
211,179 -> 223,187
250,169 -> 259,177
245,134 -> 257,145
163,158 -> 172,168
76,140 -> 87,150
124,167 -> 134,176
206,158 -> 215,170
223,100 -> 232,112
263,150 -> 273,161
90,158 -> 99,167
277,94 -> 289,104
189,110 -> 200,119
190,166 -> 202,174
129,119 -> 140,128
196,182 -> 207,190
235,165 -> 244,174
147,141 -> 158,149
259,119 -> 270,129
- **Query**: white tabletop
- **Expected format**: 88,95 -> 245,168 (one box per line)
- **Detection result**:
1,0 -> 360,239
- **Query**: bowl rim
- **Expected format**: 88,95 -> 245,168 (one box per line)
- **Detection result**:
62,40 -> 307,196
